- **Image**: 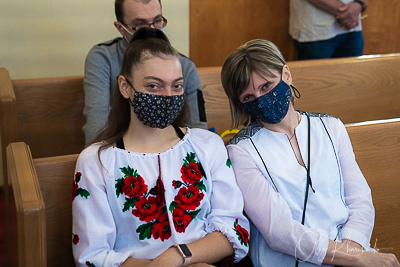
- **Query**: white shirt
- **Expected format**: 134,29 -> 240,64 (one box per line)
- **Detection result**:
227,113 -> 374,266
289,0 -> 362,42
72,128 -> 249,266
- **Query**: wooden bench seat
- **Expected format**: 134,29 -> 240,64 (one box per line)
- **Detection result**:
6,118 -> 400,266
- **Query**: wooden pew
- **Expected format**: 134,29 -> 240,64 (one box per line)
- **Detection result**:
7,118 -> 400,266
199,53 -> 400,135
0,67 -> 84,189
7,142 -> 77,267
346,118 -> 400,259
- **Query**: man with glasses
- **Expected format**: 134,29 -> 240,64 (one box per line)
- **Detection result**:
83,0 -> 207,144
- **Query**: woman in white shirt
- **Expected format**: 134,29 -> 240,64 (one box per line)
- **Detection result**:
72,27 -> 249,267
220,39 -> 399,267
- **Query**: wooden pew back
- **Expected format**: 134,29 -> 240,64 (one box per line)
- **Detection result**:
346,118 -> 400,258
291,54 -> 400,123
12,76 -> 85,159
7,142 -> 77,267
2,53 -> 400,161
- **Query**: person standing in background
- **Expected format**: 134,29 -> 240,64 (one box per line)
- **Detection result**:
83,0 -> 207,144
289,0 -> 367,60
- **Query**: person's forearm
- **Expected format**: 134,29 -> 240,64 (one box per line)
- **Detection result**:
307,0 -> 345,16
323,239 -> 362,265
322,239 -> 400,266
186,232 -> 234,264
149,232 -> 234,267
121,258 -> 152,267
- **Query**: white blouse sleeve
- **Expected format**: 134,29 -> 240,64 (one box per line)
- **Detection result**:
72,146 -> 133,267
335,120 -> 375,249
227,144 -> 329,265
192,133 -> 250,262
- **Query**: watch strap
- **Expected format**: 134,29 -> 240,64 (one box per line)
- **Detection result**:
171,244 -> 192,266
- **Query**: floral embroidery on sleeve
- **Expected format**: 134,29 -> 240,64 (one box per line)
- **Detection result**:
72,172 -> 90,202
72,233 -> 80,245
115,165 -> 171,241
85,261 -> 95,267
170,152 -> 206,233
233,218 -> 249,246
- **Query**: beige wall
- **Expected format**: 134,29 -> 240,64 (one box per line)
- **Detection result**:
0,0 -> 189,79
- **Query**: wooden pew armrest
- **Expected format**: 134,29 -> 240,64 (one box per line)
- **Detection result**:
7,142 -> 46,266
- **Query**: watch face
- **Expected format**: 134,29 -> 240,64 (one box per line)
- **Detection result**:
179,244 -> 192,257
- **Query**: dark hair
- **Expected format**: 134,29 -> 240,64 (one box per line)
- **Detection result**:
221,39 -> 297,129
94,27 -> 186,156
115,0 -> 162,23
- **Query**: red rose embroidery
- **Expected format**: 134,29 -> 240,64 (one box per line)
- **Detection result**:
122,175 -> 148,198
172,208 -> 193,233
72,233 -> 80,245
174,185 -> 204,211
132,196 -> 162,222
152,212 -> 171,241
233,218 -> 249,246
72,180 -> 79,201
72,172 -> 90,202
181,162 -> 202,184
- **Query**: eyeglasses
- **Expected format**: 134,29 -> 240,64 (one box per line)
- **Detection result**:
120,16 -> 167,34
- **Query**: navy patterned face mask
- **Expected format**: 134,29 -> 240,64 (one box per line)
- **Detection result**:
241,80 -> 291,124
123,76 -> 184,129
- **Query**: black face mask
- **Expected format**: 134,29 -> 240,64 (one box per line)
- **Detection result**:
124,76 -> 184,129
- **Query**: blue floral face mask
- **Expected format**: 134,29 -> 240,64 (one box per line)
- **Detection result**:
241,79 -> 291,124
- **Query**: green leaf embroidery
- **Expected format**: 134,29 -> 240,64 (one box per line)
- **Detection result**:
75,188 -> 90,199
149,186 -> 157,196
169,201 -> 178,212
115,178 -> 125,197
122,197 -> 138,212
193,181 -> 206,192
119,166 -> 137,177
136,222 -> 154,240
183,152 -> 197,166
226,158 -> 232,168
189,209 -> 201,219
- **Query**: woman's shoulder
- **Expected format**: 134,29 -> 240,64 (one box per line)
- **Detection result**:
299,111 -> 340,122
188,128 -> 223,142
226,123 -> 264,146
77,142 -> 103,162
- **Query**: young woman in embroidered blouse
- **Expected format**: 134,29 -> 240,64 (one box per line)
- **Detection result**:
71,28 -> 249,267
220,39 -> 399,267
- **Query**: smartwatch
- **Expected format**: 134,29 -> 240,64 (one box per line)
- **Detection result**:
171,244 -> 192,266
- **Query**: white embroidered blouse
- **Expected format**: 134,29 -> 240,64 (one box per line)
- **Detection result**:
226,112 -> 374,267
72,128 -> 249,267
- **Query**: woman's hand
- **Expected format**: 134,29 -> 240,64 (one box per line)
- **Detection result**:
324,239 -> 400,266
349,251 -> 400,267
